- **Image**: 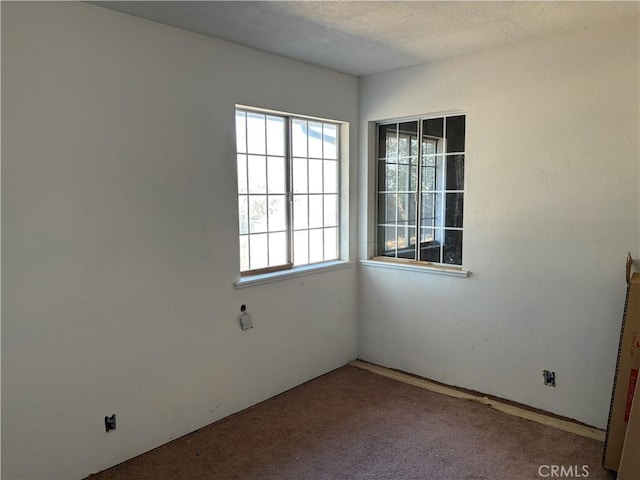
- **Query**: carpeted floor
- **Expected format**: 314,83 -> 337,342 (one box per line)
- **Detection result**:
86,366 -> 615,480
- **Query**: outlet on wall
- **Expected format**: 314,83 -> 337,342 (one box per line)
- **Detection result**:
105,414 -> 116,432
543,370 -> 556,387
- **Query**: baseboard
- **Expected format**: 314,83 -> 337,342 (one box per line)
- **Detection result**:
350,360 -> 605,442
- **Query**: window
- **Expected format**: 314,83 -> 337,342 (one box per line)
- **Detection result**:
376,114 -> 465,266
236,108 -> 340,276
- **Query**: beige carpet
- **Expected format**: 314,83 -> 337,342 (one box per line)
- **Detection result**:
86,366 -> 614,480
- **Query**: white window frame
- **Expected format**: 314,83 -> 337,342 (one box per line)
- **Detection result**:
373,112 -> 466,270
235,106 -> 343,278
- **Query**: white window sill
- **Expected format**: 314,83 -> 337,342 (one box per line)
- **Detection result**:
360,259 -> 470,278
234,260 -> 354,289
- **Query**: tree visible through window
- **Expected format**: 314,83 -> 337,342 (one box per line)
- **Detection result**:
376,114 -> 465,266
236,108 -> 340,275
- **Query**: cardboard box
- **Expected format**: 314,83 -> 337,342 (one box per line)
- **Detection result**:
618,382 -> 639,480
603,272 -> 640,471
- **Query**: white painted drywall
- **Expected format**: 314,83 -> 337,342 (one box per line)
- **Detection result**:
358,18 -> 640,429
1,3 -> 358,479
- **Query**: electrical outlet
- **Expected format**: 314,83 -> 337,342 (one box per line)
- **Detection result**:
105,414 -> 116,432
543,370 -> 556,387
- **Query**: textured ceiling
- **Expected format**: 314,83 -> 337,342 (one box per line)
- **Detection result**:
92,1 -> 640,76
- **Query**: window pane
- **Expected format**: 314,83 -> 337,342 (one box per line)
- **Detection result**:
309,195 -> 323,229
396,226 -> 416,259
247,155 -> 266,193
423,117 -> 443,139
446,115 -> 465,153
384,125 -> 400,162
398,121 -> 417,158
292,119 -> 307,157
410,164 -> 418,191
421,242 -> 441,263
381,163 -> 397,191
378,193 -> 397,224
239,235 -> 249,271
324,194 -> 338,227
309,229 -> 324,263
293,195 -> 308,230
422,153 -> 439,168
293,230 -> 308,265
420,227 -> 435,243
435,192 -> 444,226
421,193 -> 435,226
399,136 -> 410,158
435,155 -> 445,180
397,165 -> 411,191
249,195 -> 267,233
249,233 -> 268,270
323,124 -> 337,159
423,139 -> 438,156
377,160 -> 386,191
266,116 -> 285,156
422,165 -> 436,191
308,159 -> 323,194
246,113 -> 266,154
445,193 -> 464,228
324,160 -> 338,193
293,157 -> 307,193
308,121 -> 323,158
446,154 -> 464,190
396,193 -> 416,225
378,124 -> 396,160
267,156 -> 285,194
238,196 -> 248,234
269,232 -> 287,266
235,111 -> 246,153
324,227 -> 338,260
237,154 -> 247,194
397,225 -> 416,253
378,225 -> 396,256
403,121 -> 419,155
268,195 -> 286,232
443,230 -> 463,265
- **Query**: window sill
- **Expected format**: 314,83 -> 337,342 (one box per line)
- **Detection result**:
234,260 -> 354,289
360,258 -> 470,278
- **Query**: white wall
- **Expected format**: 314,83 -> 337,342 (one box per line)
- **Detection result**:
1,3 -> 358,479
358,18 -> 639,429
3,2 -> 639,478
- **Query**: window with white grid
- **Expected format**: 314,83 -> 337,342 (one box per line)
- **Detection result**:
376,114 -> 465,266
236,108 -> 340,276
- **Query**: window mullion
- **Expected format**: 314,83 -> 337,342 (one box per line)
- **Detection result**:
394,124 -> 399,258
306,123 -> 311,262
286,117 -> 293,266
415,121 -> 423,262
321,127 -> 325,261
245,115 -> 251,270
440,118 -> 447,265
265,118 -> 270,266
